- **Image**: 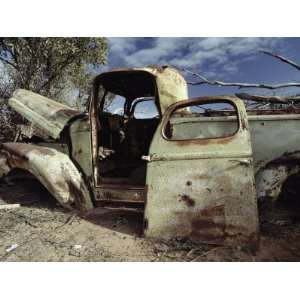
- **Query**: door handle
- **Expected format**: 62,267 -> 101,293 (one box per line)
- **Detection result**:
141,155 -> 151,161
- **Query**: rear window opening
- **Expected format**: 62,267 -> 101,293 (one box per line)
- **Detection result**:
163,101 -> 239,140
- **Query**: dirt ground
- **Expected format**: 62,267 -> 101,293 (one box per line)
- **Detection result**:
1,175 -> 300,262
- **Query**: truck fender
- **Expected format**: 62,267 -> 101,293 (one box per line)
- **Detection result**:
255,153 -> 300,202
0,143 -> 94,211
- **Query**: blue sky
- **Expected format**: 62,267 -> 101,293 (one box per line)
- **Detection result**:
105,38 -> 300,98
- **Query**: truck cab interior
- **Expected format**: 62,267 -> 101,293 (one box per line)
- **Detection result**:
93,71 -> 160,188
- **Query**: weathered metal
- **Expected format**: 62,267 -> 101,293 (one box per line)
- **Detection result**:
69,116 -> 93,178
95,185 -> 146,203
93,65 -> 188,114
0,143 -> 93,211
9,89 -> 84,139
144,97 -> 259,247
255,152 -> 300,202
2,65 -> 300,247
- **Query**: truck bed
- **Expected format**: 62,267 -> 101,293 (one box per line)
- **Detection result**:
170,108 -> 300,172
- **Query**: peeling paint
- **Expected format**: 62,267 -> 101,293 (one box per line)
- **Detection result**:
0,143 -> 93,211
2,65 -> 300,248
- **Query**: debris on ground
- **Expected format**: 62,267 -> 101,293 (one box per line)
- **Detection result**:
0,177 -> 300,261
6,243 -> 19,253
0,204 -> 20,210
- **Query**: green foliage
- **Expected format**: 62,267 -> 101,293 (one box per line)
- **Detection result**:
0,37 -> 108,102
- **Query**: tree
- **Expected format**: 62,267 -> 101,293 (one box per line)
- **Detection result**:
0,37 -> 107,103
181,50 -> 300,106
0,37 -> 107,141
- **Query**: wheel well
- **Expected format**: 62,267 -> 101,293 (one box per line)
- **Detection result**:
277,171 -> 300,209
255,159 -> 300,203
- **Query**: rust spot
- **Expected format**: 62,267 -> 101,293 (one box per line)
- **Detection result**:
200,205 -> 225,217
190,216 -> 226,243
191,218 -> 217,229
103,191 -> 113,199
174,205 -> 226,243
65,179 -> 85,209
194,174 -> 210,180
174,205 -> 258,247
179,194 -> 195,207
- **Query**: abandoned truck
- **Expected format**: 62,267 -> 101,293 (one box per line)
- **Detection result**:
1,65 -> 300,247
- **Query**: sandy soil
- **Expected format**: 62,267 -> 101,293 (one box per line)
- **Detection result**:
1,176 -> 300,262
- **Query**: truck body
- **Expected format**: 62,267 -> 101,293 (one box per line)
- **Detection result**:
1,65 -> 300,247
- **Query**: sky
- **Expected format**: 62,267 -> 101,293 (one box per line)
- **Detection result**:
105,37 -> 300,98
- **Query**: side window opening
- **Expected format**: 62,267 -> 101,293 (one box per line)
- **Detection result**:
164,101 -> 239,140
132,97 -> 159,120
103,94 -> 125,116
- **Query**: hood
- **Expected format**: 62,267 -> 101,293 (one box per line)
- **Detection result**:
9,89 -> 84,139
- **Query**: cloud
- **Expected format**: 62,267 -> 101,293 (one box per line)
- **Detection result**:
108,37 -> 285,79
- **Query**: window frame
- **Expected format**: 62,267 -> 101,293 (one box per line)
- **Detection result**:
130,97 -> 159,120
161,97 -> 241,142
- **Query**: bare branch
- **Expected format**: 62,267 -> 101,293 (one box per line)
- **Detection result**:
0,56 -> 18,70
260,49 -> 300,71
236,92 -> 300,104
183,68 -> 300,90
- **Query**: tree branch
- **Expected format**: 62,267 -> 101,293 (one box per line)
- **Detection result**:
37,54 -> 77,93
236,92 -> 300,104
260,49 -> 300,71
0,56 -> 18,70
183,68 -> 300,90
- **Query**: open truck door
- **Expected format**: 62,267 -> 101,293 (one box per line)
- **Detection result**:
89,66 -> 188,206
144,96 -> 259,247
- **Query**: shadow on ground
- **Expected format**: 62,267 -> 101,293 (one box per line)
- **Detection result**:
1,172 -> 300,261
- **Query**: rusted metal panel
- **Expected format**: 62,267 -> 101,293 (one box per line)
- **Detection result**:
247,118 -> 300,172
0,143 -> 93,211
94,66 -> 188,114
9,89 -> 84,139
69,116 -> 93,178
255,152 -> 300,202
95,186 -> 146,203
5,65 -> 300,247
144,96 -> 259,247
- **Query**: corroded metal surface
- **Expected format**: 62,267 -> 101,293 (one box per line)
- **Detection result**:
256,152 -> 300,202
0,143 -> 93,211
69,116 -> 93,178
247,117 -> 300,172
144,96 -> 259,247
95,185 -> 146,203
94,65 -> 188,114
9,89 -> 84,139
4,66 -> 300,247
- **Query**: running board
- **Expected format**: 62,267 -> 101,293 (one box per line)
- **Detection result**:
94,185 -> 147,203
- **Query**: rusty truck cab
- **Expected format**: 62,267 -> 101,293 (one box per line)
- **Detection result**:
1,65 -> 259,247
89,66 -> 259,248
89,66 -> 188,207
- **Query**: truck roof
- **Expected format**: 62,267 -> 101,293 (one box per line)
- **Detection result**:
94,65 -> 188,114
